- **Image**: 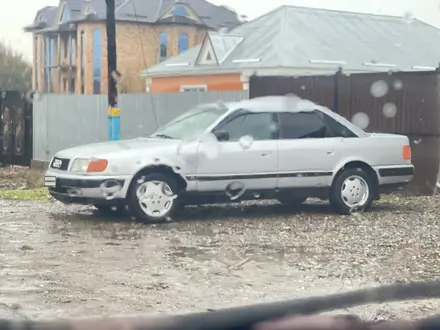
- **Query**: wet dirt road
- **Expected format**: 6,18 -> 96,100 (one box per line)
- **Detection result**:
1,197 -> 440,320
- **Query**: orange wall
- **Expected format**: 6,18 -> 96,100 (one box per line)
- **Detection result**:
150,73 -> 243,93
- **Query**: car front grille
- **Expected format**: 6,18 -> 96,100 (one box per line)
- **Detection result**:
50,157 -> 70,171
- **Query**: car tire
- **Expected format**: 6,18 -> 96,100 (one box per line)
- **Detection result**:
330,168 -> 373,214
127,172 -> 181,223
277,196 -> 307,207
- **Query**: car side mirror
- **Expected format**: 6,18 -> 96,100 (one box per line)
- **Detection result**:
213,130 -> 229,141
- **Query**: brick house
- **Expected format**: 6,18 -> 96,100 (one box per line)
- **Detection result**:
141,5 -> 440,93
24,0 -> 241,94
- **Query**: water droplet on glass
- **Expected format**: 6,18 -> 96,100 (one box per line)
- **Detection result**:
160,182 -> 178,200
25,90 -> 43,103
382,103 -> 397,118
225,181 -> 246,201
136,184 -> 146,199
238,135 -> 254,150
111,70 -> 121,82
137,176 -> 146,184
403,11 -> 414,23
199,133 -> 220,159
177,140 -> 198,163
370,80 -> 389,98
100,180 -> 122,199
268,122 -> 279,133
351,112 -> 370,130
392,80 -> 403,90
100,179 -> 122,195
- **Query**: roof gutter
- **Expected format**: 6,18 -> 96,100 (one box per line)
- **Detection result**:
139,65 -> 394,78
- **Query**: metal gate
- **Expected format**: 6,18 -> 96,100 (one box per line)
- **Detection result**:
0,91 -> 33,166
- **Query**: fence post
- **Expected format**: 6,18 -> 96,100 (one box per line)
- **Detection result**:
333,67 -> 343,114
248,73 -> 258,99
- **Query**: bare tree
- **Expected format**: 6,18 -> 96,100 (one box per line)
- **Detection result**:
0,41 -> 32,91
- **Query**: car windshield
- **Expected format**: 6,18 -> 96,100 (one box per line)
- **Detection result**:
148,104 -> 228,140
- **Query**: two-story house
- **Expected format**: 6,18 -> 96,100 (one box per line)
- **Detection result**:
24,0 -> 241,94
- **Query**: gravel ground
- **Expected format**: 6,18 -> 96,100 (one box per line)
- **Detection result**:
1,195 -> 440,321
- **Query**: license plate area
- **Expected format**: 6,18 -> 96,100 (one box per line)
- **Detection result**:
44,176 -> 56,187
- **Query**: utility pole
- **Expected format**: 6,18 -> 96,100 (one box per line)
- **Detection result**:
106,0 -> 120,140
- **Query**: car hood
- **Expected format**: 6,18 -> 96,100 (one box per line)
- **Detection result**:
55,138 -> 182,159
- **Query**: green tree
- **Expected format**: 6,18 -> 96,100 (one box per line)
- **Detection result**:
0,41 -> 32,91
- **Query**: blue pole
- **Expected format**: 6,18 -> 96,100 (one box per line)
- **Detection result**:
108,104 -> 120,140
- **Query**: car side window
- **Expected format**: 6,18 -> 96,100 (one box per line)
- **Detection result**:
214,112 -> 274,141
278,111 -> 357,139
319,112 -> 357,138
278,112 -> 327,139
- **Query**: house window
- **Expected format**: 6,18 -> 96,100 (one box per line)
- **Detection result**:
80,31 -> 85,94
44,36 -> 55,92
71,36 -> 76,65
44,38 -> 48,91
63,37 -> 68,58
172,6 -> 189,16
159,32 -> 167,62
178,33 -> 188,54
82,4 -> 90,15
180,85 -> 207,92
35,36 -> 39,90
69,78 -> 75,93
92,29 -> 102,94
60,5 -> 70,22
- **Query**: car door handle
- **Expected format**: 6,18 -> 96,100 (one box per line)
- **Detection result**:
327,151 -> 334,156
261,152 -> 271,157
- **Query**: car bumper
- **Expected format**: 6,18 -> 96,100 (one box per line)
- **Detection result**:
44,169 -> 133,205
374,164 -> 414,187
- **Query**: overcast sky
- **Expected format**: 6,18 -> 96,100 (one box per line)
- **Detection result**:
4,0 -> 440,61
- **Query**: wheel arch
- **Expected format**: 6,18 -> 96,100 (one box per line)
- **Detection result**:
127,164 -> 188,198
332,160 -> 379,199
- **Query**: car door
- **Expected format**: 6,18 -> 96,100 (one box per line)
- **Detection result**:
195,110 -> 278,192
276,110 -> 347,188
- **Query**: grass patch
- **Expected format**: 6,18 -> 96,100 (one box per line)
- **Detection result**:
0,187 -> 50,200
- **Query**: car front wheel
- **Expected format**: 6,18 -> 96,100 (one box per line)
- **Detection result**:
128,172 -> 180,222
330,168 -> 373,214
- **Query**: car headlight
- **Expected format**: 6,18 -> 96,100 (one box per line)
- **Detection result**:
70,158 -> 90,172
70,158 -> 108,173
